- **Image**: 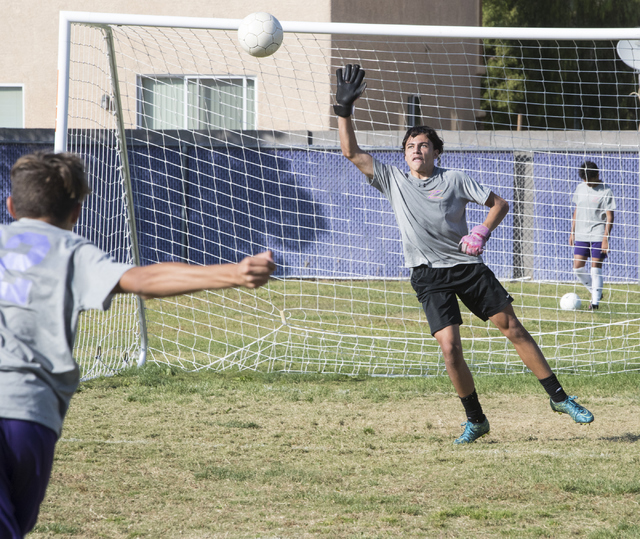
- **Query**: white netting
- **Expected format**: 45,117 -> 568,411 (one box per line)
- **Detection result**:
62,17 -> 640,377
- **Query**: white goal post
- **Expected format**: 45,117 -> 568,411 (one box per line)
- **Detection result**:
55,11 -> 640,379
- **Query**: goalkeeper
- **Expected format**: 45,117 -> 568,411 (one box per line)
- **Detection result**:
334,64 -> 594,445
0,152 -> 276,538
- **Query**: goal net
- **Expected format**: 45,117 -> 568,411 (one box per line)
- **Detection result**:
56,13 -> 640,378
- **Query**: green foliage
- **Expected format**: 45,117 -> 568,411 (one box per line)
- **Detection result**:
481,0 -> 640,130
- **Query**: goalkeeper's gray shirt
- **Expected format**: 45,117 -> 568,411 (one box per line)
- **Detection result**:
0,219 -> 132,437
572,181 -> 616,242
371,158 -> 491,268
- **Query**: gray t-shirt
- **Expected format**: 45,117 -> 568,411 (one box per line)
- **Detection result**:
371,158 -> 491,268
572,182 -> 616,242
0,219 -> 132,436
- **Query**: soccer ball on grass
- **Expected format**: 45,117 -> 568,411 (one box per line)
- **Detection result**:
238,12 -> 283,57
560,292 -> 582,311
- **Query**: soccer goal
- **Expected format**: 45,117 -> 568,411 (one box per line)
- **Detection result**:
55,12 -> 640,378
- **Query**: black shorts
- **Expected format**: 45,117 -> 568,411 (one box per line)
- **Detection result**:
410,263 -> 514,335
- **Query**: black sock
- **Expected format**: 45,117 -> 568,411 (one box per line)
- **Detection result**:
539,373 -> 568,403
460,390 -> 486,424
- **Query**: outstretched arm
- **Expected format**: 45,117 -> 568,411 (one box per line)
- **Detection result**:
113,251 -> 276,299
335,64 -> 373,179
338,116 -> 374,179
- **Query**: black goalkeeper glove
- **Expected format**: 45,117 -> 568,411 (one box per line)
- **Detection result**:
333,64 -> 367,118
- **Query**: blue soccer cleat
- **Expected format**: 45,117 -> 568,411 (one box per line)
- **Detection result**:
550,396 -> 594,424
454,418 -> 490,445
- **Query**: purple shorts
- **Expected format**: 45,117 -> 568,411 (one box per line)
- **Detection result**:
0,419 -> 57,538
574,241 -> 606,260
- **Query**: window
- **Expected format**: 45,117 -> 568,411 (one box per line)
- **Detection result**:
0,86 -> 24,128
406,94 -> 422,128
139,76 -> 256,130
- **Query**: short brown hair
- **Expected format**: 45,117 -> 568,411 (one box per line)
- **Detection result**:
401,125 -> 444,155
10,152 -> 91,223
578,160 -> 600,183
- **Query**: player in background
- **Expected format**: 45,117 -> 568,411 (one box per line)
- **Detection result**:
333,64 -> 594,445
0,152 -> 276,539
569,161 -> 615,310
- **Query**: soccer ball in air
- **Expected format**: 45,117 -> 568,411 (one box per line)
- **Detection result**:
238,12 -> 283,57
560,293 -> 582,311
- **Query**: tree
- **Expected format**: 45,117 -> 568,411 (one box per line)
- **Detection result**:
481,0 -> 640,130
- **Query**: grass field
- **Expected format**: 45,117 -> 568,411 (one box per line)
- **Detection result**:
108,278 -> 640,377
31,366 -> 640,538
73,278 -> 640,380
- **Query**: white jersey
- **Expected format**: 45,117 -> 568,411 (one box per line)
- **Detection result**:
572,182 -> 616,242
0,219 -> 132,436
371,158 -> 491,268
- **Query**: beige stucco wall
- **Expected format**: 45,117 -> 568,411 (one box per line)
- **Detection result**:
331,0 -> 481,26
0,0 -> 481,130
1,0 -> 332,129
330,0 -> 483,132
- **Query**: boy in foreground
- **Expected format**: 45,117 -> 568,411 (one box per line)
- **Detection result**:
334,64 -> 594,445
0,152 -> 276,538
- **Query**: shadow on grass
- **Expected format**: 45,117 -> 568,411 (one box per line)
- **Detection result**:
597,432 -> 640,443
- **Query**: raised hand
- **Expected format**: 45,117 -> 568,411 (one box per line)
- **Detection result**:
334,64 -> 367,118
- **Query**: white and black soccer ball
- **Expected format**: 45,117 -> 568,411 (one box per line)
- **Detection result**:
238,12 -> 283,58
560,292 -> 582,311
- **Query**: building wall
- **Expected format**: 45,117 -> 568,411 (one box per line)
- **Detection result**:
0,0 -> 332,129
330,0 -> 483,131
0,0 -> 481,130
330,0 -> 481,26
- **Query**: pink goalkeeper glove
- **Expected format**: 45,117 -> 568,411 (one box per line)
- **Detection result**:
458,225 -> 491,256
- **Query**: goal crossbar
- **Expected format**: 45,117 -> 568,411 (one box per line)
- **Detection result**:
56,12 -> 640,378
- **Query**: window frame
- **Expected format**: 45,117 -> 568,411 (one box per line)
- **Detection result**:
136,74 -> 257,130
0,84 -> 25,128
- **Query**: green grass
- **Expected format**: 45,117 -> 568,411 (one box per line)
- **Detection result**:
56,279 -> 640,536
74,279 -> 640,377
30,366 -> 640,538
